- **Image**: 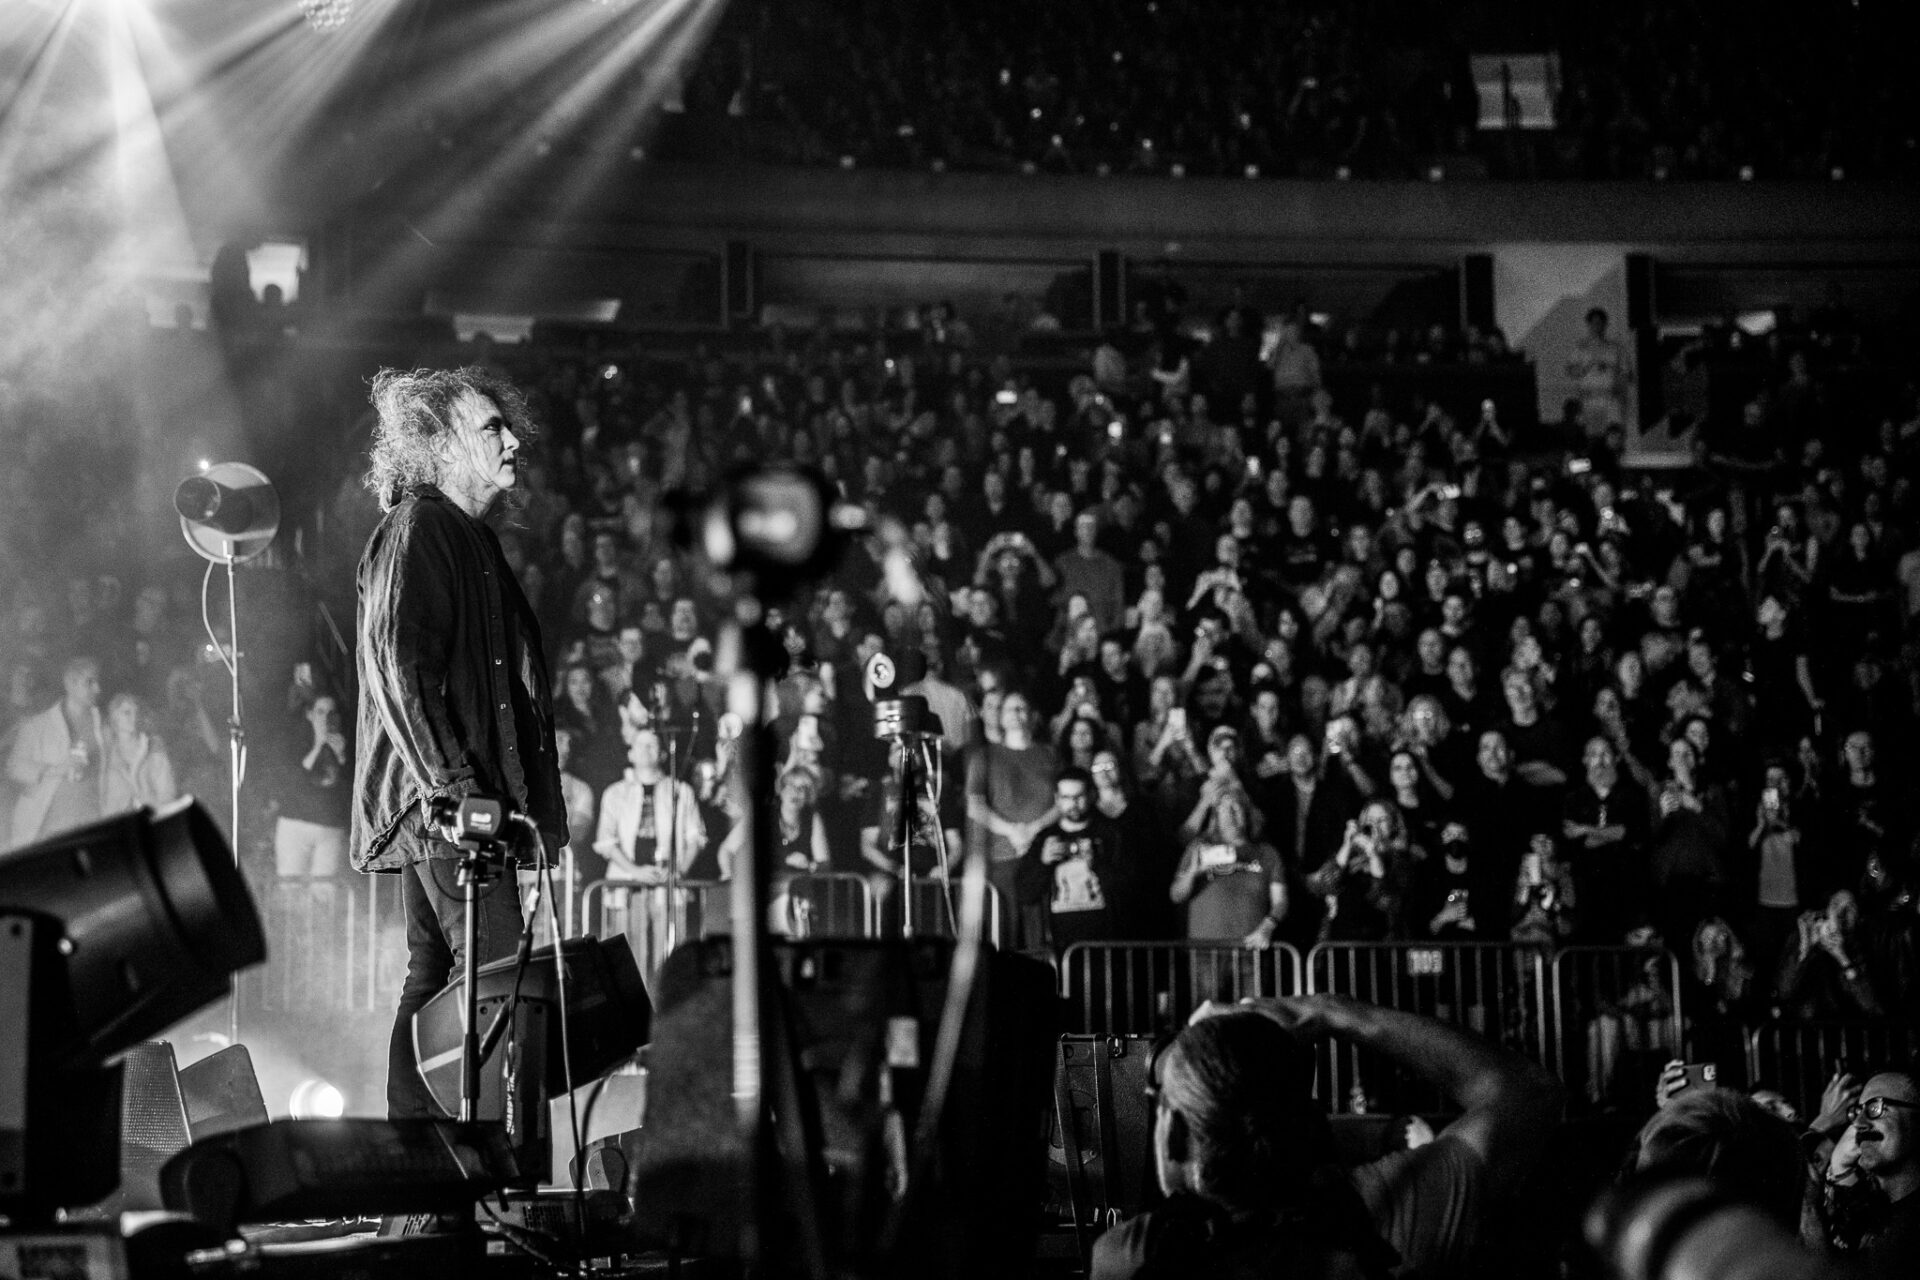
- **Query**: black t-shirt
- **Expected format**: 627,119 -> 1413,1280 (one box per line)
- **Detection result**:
1411,854 -> 1491,941
1503,711 -> 1579,783
280,741 -> 348,827
1092,1191 -> 1397,1280
1277,531 -> 1331,589
1867,1188 -> 1920,1280
1348,1139 -> 1490,1280
1016,814 -> 1132,948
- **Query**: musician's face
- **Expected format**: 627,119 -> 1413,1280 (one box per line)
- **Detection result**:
445,390 -> 519,509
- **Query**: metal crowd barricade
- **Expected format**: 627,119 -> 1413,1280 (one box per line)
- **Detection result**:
242,877 -> 381,1014
901,877 -> 1008,948
580,877 -> 729,948
1306,941 -> 1549,1113
1549,946 -> 1685,1111
783,872 -> 880,938
1058,942 -> 1304,1037
1746,1020 -> 1920,1116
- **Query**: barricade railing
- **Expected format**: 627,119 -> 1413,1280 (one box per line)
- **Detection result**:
1058,942 -> 1303,1037
1745,1020 -> 1920,1116
1306,941 -> 1550,1113
513,849 -> 583,942
783,872 -> 881,938
578,874 -> 1015,946
581,877 -> 729,950
1549,946 -> 1685,1110
899,877 -> 1008,948
241,876 -> 388,1015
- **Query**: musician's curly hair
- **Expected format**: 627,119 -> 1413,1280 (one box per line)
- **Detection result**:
363,366 -> 539,512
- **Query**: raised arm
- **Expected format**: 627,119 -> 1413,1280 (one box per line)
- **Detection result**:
1215,992 -> 1565,1199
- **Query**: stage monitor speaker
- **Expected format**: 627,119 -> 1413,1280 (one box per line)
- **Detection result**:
179,1044 -> 269,1142
1094,250 -> 1126,330
64,1042 -> 191,1219
1462,253 -> 1496,331
628,936 -> 1058,1277
1626,252 -> 1655,330
414,934 -> 649,1110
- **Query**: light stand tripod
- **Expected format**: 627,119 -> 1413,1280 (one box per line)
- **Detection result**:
175,463 -> 279,1049
873,695 -> 947,937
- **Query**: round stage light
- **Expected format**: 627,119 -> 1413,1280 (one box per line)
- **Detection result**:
289,1078 -> 346,1119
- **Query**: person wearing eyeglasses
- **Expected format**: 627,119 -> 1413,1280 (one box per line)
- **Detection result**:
1851,1071 -> 1920,1280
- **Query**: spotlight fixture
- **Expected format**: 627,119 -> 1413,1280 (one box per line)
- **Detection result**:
289,1079 -> 346,1120
1,799 -> 264,1217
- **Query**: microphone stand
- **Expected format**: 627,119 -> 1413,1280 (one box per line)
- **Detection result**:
453,829 -> 507,1124
722,614 -> 828,1278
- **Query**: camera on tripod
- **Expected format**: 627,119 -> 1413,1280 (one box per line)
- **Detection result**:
865,652 -> 945,742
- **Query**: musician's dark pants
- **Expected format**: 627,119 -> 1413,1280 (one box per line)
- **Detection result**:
387,855 -> 525,1119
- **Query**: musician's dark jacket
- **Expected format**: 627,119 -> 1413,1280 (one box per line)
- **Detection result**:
351,483 -> 566,870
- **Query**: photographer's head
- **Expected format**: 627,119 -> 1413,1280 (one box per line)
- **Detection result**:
1626,1088 -> 1805,1228
1149,1012 -> 1322,1210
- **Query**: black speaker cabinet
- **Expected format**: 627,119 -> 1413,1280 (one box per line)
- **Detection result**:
629,936 -> 1059,1277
